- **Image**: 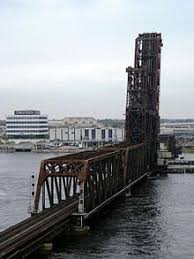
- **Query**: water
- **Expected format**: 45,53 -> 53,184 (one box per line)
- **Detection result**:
0,152 -> 58,230
1,153 -> 194,258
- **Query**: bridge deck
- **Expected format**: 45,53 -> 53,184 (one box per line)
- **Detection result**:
0,197 -> 78,259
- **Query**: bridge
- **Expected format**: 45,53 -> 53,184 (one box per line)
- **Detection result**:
0,32 -> 163,259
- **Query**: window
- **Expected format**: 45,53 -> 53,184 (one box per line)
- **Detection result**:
108,129 -> 112,138
101,129 -> 105,139
92,129 -> 96,139
85,129 -> 89,140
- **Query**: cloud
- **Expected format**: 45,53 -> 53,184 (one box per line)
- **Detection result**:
0,0 -> 194,118
0,62 -> 126,89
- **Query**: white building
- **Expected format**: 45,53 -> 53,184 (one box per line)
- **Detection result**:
48,117 -> 103,128
49,127 -> 124,143
6,110 -> 48,142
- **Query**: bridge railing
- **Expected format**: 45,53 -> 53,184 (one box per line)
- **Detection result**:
33,150 -> 118,212
100,142 -> 145,183
84,151 -> 124,213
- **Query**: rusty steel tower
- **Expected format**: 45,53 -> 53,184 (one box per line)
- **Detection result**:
125,33 -> 163,170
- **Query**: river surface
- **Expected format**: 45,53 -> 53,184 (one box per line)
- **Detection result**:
0,152 -> 194,258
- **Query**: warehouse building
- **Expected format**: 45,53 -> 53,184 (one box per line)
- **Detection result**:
49,127 -> 124,144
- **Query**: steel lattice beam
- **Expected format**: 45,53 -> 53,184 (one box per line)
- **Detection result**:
125,32 -> 163,170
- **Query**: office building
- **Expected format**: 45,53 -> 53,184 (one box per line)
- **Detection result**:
6,110 -> 48,142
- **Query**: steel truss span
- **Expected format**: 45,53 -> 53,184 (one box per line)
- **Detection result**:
34,143 -> 145,213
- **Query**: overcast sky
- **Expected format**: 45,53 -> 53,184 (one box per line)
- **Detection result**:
0,0 -> 194,120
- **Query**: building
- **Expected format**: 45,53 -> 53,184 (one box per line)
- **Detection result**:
48,117 -> 124,147
48,117 -> 103,128
0,126 -> 6,138
161,122 -> 194,140
6,110 -> 48,142
49,127 -> 124,144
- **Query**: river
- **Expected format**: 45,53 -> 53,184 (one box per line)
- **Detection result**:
0,152 -> 194,258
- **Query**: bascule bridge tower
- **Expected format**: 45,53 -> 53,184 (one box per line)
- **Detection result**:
125,33 -> 163,170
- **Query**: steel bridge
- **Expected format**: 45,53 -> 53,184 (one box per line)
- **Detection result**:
0,32 -> 163,259
0,144 -> 146,259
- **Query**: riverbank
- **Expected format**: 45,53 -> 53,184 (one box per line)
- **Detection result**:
182,147 -> 194,153
0,145 -> 93,153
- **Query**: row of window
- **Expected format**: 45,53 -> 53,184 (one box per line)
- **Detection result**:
8,135 -> 49,139
81,129 -> 113,138
52,129 -> 113,139
7,116 -> 47,120
6,125 -> 48,129
7,130 -> 48,133
6,121 -> 48,124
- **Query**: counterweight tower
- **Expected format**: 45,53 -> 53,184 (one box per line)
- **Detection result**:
125,33 -> 163,170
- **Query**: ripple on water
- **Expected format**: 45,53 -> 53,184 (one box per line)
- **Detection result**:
1,154 -> 194,258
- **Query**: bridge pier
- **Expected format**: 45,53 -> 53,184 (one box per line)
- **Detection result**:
78,181 -> 84,225
71,181 -> 90,233
125,179 -> 132,197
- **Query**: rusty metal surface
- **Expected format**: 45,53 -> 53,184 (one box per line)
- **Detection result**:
34,142 -> 145,212
125,32 -> 162,170
46,149 -> 114,161
101,142 -> 145,151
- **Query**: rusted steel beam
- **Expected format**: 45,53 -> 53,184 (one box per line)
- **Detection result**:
100,142 -> 144,150
45,149 -> 116,162
125,33 -> 162,170
34,140 -> 146,213
85,172 -> 148,219
34,161 -> 46,212
44,151 -> 120,165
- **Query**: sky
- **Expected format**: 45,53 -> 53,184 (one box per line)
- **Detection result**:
0,0 -> 194,120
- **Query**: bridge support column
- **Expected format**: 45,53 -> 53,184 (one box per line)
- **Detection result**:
28,174 -> 35,215
78,182 -> 85,227
125,180 -> 132,197
73,182 -> 90,233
